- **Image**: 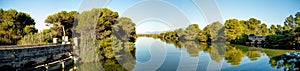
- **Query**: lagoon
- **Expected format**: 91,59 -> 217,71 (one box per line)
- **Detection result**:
75,37 -> 299,71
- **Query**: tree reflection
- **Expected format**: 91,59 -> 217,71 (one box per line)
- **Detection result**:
113,43 -> 136,71
269,52 -> 300,71
78,62 -> 104,71
141,35 -> 272,66
199,42 -> 209,51
225,45 -> 244,65
100,59 -> 127,71
182,41 -> 202,57
246,51 -> 260,61
206,43 -> 225,63
90,45 -> 137,71
78,39 -> 136,71
157,36 -> 202,57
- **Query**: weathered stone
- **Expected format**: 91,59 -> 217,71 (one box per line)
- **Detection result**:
0,44 -> 73,70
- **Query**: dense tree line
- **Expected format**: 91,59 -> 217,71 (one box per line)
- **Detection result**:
0,9 -> 38,45
0,8 -> 137,65
142,22 -> 224,43
225,18 -> 269,41
226,12 -> 300,49
139,12 -> 300,49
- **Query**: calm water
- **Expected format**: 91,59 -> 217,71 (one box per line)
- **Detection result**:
75,37 -> 300,71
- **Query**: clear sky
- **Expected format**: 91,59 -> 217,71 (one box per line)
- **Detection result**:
1,0 -> 300,33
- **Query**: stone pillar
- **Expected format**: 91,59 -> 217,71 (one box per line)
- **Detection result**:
72,37 -> 79,65
73,37 -> 78,47
45,64 -> 49,71
62,36 -> 69,44
53,38 -> 58,44
64,36 -> 68,42
61,60 -> 65,69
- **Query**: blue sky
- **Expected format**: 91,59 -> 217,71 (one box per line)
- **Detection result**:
1,0 -> 300,33
0,0 -> 82,31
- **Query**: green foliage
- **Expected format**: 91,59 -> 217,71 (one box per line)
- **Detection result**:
263,26 -> 300,49
74,8 -> 136,63
141,23 -> 221,42
174,28 -> 185,38
266,34 -> 283,46
184,24 -> 201,40
225,45 -> 244,65
203,21 -> 224,41
160,31 -> 179,42
45,11 -> 79,38
246,51 -> 260,61
269,24 -> 276,34
284,15 -> 294,27
18,32 -> 52,45
206,43 -> 224,63
113,17 -> 136,42
94,8 -> 119,40
0,9 -> 38,45
153,24 -> 210,42
246,18 -> 261,34
295,12 -> 300,26
257,23 -> 269,36
225,19 -> 245,41
76,8 -> 104,62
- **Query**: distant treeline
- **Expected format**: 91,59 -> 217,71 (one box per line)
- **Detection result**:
139,12 -> 300,49
228,12 -> 300,49
138,21 -> 225,43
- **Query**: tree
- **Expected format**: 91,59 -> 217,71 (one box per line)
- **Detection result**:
198,30 -> 208,42
184,24 -> 200,40
94,8 -> 119,40
45,11 -> 79,38
204,21 -> 223,41
0,9 -> 38,45
113,17 -> 136,42
294,27 -> 300,47
247,18 -> 261,35
203,24 -> 211,41
225,19 -> 245,41
269,24 -> 276,34
295,12 -> 300,26
284,15 -> 294,28
283,25 -> 290,31
174,28 -> 185,40
276,25 -> 283,34
76,9 -> 105,62
258,23 -> 269,36
160,31 -> 179,42
74,8 -> 136,62
18,32 -> 52,45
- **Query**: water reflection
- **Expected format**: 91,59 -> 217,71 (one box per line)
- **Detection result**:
76,47 -> 136,71
206,43 -> 225,63
246,51 -> 260,61
74,37 -> 299,71
225,45 -> 244,65
269,52 -> 300,71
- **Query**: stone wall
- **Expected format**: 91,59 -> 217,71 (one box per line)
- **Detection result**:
0,44 -> 73,69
